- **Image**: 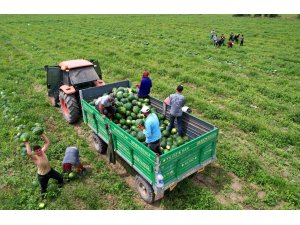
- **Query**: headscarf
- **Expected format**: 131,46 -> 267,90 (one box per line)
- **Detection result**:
142,71 -> 150,78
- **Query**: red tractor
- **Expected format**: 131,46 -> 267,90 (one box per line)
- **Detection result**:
45,59 -> 105,123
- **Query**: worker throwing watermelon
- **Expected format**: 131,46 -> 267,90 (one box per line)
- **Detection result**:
24,133 -> 64,199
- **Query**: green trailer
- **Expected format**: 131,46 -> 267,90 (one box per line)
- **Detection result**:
79,80 -> 219,203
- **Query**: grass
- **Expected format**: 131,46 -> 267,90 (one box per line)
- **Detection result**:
0,14 -> 299,210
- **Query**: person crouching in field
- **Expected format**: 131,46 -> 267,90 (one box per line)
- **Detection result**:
62,147 -> 85,173
24,134 -> 63,199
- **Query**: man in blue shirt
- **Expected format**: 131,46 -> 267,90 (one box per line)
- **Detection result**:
138,105 -> 162,155
136,71 -> 152,98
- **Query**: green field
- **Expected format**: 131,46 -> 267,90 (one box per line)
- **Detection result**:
0,15 -> 299,210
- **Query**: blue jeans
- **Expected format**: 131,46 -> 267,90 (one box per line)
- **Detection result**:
168,115 -> 183,136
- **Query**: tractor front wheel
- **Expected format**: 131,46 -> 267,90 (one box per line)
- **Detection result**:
59,91 -> 80,123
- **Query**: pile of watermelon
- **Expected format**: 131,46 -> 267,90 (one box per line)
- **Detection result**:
89,87 -> 191,154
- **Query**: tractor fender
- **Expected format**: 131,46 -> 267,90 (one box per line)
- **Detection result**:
94,80 -> 106,87
59,85 -> 76,95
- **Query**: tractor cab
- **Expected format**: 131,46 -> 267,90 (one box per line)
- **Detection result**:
45,59 -> 105,123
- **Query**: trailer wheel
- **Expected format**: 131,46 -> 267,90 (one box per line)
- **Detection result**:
59,91 -> 80,123
134,175 -> 155,203
92,132 -> 107,154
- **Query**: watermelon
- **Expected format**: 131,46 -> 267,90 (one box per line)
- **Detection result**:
124,102 -> 133,110
126,120 -> 132,126
115,101 -> 123,107
126,116 -> 133,121
33,127 -> 44,135
68,172 -> 77,179
126,111 -> 131,116
117,107 -> 126,114
157,114 -> 164,120
130,131 -> 137,137
120,98 -> 128,104
132,100 -> 138,106
20,133 -> 30,142
176,137 -> 184,146
150,107 -> 157,113
133,106 -> 140,114
171,128 -> 177,134
119,119 -> 126,125
161,141 -> 167,149
136,131 -> 145,142
162,130 -> 170,137
128,94 -> 135,101
112,88 -> 117,93
38,202 -> 46,209
183,136 -> 190,142
122,93 -> 129,98
135,119 -> 144,126
116,92 -> 123,100
114,113 -> 122,120
130,112 -> 137,119
163,120 -> 169,126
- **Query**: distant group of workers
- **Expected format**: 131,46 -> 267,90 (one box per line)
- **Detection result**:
94,71 -> 185,156
211,30 -> 245,48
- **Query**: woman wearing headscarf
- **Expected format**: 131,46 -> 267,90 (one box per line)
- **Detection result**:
136,71 -> 152,98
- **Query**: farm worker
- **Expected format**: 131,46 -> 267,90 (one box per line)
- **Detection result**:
138,105 -> 162,155
24,133 -> 64,199
228,40 -> 233,48
95,93 -> 116,119
240,34 -> 244,46
229,32 -> 234,41
62,147 -> 85,173
213,34 -> 218,46
168,85 -> 185,136
136,71 -> 152,98
210,30 -> 215,39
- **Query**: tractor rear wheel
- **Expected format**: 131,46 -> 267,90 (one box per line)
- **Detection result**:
134,175 -> 155,203
92,132 -> 107,154
59,91 -> 80,123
